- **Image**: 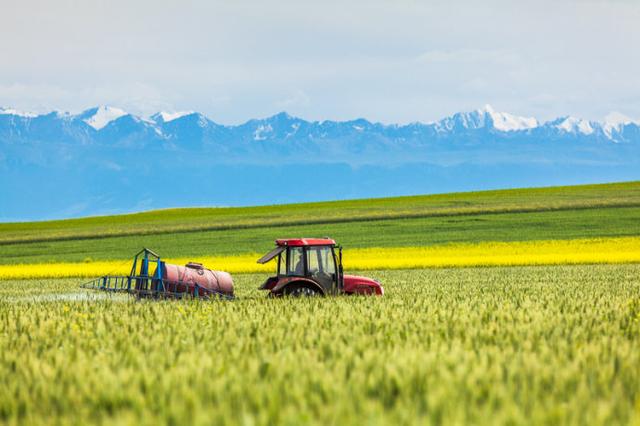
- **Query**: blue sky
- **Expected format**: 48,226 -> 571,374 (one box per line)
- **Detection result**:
1,0 -> 639,124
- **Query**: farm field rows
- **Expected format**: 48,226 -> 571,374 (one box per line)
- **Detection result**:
1,265 -> 639,425
0,205 -> 639,266
2,182 -> 640,424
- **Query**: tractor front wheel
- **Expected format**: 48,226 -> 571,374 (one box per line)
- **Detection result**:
283,284 -> 321,297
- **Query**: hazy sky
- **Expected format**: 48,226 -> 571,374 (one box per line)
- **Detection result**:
1,0 -> 639,124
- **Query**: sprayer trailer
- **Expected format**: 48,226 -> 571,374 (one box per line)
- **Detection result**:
81,248 -> 235,300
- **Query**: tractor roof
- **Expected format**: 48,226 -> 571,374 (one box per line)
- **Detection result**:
275,238 -> 336,247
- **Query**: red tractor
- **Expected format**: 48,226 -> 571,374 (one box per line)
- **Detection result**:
257,238 -> 384,297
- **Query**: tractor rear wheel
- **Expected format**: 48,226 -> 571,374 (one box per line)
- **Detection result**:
284,284 -> 321,297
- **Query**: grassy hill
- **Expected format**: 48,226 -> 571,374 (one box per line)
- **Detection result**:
2,181 -> 639,244
1,181 -> 639,265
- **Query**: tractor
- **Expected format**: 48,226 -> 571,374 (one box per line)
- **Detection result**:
257,238 -> 384,296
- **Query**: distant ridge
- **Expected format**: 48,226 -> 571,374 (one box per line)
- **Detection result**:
1,105 -> 639,220
1,104 -> 639,145
2,181 -> 638,245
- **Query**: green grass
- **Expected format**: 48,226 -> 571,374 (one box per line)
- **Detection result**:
1,265 -> 639,425
2,181 -> 640,245
1,182 -> 640,265
1,206 -> 639,264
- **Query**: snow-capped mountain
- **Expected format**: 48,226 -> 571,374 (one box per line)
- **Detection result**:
554,117 -> 595,135
602,112 -> 640,140
483,105 -> 539,131
1,104 -> 638,147
0,107 -> 38,118
79,106 -> 128,130
152,111 -> 196,123
433,105 -> 539,133
1,104 -> 639,220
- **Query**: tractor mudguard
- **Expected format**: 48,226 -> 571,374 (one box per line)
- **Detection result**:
271,277 -> 325,295
259,276 -> 278,290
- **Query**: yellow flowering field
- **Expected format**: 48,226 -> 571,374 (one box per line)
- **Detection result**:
1,236 -> 639,280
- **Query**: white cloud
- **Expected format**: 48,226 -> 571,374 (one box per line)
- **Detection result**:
0,0 -> 639,123
276,90 -> 311,109
416,49 -> 520,66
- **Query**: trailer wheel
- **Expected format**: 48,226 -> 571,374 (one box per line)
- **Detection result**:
284,284 -> 321,297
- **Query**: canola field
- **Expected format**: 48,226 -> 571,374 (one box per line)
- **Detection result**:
1,236 -> 640,280
1,265 -> 639,425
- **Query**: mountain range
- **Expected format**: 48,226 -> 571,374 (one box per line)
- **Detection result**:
1,105 -> 639,220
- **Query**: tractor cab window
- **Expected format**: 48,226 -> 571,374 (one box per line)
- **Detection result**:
278,252 -> 286,275
306,246 -> 336,276
287,247 -> 305,276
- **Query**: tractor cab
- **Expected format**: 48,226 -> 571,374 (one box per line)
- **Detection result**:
257,238 -> 383,297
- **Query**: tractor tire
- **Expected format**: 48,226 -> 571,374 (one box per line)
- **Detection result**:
283,284 -> 321,298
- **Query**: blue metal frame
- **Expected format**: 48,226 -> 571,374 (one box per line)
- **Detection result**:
80,248 -> 233,300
